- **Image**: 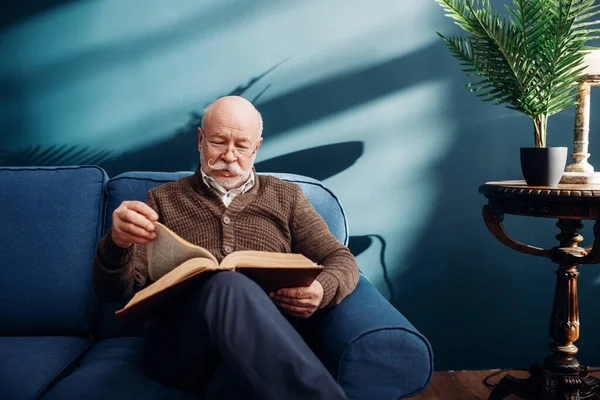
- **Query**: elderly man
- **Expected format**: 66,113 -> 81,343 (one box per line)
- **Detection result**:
92,96 -> 359,399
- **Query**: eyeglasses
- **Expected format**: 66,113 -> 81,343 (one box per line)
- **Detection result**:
203,138 -> 257,158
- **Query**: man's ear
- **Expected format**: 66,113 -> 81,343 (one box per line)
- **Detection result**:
197,127 -> 204,152
255,137 -> 264,153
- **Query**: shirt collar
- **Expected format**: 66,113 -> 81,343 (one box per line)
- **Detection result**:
200,168 -> 255,196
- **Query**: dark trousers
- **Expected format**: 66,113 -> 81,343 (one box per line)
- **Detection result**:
143,271 -> 347,400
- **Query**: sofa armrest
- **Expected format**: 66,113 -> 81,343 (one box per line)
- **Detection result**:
310,275 -> 434,400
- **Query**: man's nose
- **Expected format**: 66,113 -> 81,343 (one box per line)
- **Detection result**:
223,148 -> 237,163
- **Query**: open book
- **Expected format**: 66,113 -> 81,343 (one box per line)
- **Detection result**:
115,222 -> 322,323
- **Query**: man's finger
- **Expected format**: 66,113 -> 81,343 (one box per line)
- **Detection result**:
274,302 -> 314,319
273,298 -> 314,309
279,307 -> 312,319
271,294 -> 314,308
276,301 -> 310,314
118,208 -> 156,232
124,201 -> 159,221
276,287 -> 311,299
119,223 -> 157,240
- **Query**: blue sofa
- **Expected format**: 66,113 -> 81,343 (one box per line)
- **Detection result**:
0,165 -> 433,400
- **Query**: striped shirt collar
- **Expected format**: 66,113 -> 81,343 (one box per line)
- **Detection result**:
200,168 -> 255,206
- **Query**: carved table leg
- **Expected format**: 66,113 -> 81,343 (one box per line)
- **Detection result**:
490,219 -> 600,399
545,220 -> 582,399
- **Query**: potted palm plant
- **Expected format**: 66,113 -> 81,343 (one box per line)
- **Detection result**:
435,0 -> 600,186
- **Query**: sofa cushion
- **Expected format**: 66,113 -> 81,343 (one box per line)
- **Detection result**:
42,337 -> 198,400
0,166 -> 107,335
0,336 -> 92,400
94,171 -> 349,340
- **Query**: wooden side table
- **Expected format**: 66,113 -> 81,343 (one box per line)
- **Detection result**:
480,181 -> 600,400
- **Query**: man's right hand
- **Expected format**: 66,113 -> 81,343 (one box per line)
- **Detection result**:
111,201 -> 159,248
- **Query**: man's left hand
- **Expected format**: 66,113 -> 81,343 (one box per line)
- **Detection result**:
269,280 -> 323,319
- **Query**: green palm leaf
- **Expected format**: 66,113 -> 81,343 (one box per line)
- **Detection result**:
435,0 -> 600,147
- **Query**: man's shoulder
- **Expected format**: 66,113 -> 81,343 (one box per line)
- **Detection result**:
257,174 -> 303,194
147,175 -> 195,199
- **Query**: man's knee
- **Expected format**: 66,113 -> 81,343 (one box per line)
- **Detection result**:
192,271 -> 267,309
203,271 -> 261,293
188,271 -> 276,327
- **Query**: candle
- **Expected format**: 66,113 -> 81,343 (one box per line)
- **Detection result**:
583,49 -> 600,76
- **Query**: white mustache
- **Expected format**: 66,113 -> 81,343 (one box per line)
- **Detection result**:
207,159 -> 244,176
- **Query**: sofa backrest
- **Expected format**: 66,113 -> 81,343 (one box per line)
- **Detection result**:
93,170 -> 349,339
0,166 -> 107,335
102,171 -> 349,244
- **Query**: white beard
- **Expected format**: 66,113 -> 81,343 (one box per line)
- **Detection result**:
207,159 -> 244,175
206,158 -> 250,190
213,175 -> 247,190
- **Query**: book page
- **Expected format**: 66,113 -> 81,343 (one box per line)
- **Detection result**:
221,251 -> 322,292
220,250 -> 318,270
116,257 -> 216,322
147,222 -> 218,280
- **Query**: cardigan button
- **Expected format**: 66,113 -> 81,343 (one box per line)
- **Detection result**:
223,215 -> 231,224
223,245 -> 233,254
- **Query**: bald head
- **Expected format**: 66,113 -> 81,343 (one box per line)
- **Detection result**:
201,96 -> 263,139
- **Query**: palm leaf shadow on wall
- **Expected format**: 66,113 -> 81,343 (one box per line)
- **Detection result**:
255,141 -> 363,181
0,56 -> 397,303
0,58 -> 289,175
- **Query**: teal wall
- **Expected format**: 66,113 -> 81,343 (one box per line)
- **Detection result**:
2,0 -> 600,371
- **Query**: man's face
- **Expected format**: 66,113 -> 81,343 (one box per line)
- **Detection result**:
198,105 -> 262,190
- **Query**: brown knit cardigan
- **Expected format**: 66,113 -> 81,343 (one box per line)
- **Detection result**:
92,170 -> 359,309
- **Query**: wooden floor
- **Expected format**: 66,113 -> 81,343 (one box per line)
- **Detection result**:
408,369 -> 600,400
